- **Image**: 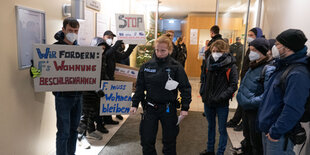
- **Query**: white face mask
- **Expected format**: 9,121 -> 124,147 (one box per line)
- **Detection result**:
106,39 -> 113,46
165,75 -> 179,91
271,45 -> 280,59
249,51 -> 261,61
66,33 -> 78,43
247,37 -> 255,43
212,52 -> 223,62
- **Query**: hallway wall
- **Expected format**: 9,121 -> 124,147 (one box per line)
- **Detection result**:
0,0 -> 71,154
262,0 -> 310,48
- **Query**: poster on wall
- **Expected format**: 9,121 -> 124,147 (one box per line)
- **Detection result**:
100,81 -> 132,115
96,12 -> 110,37
78,9 -> 95,46
190,29 -> 198,45
32,44 -> 102,92
15,5 -> 46,69
115,14 -> 146,44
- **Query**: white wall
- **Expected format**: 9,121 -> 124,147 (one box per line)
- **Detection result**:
262,0 -> 310,48
0,0 -> 70,154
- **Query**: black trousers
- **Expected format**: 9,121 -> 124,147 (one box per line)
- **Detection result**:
79,92 -> 101,134
229,105 -> 243,124
242,109 -> 263,155
140,103 -> 179,155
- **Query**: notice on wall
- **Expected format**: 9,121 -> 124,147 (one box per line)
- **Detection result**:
100,81 -> 133,115
190,29 -> 198,45
115,14 -> 146,44
33,44 -> 102,92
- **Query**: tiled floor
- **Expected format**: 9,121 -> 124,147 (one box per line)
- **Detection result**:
75,77 -> 243,155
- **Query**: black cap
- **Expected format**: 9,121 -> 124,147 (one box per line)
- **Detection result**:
249,38 -> 269,56
276,29 -> 307,52
103,30 -> 116,37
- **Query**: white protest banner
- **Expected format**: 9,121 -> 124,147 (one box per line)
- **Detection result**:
100,81 -> 133,115
33,44 -> 102,92
115,14 -> 146,44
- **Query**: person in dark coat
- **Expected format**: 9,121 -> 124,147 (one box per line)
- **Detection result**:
101,30 -> 137,124
200,25 -> 223,99
130,35 -> 192,155
175,36 -> 187,67
258,29 -> 310,154
200,40 -> 238,155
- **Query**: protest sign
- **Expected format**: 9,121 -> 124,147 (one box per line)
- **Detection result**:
115,14 -> 146,44
100,81 -> 133,115
33,44 -> 102,92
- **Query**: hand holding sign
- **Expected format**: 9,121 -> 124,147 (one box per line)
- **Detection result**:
129,107 -> 137,115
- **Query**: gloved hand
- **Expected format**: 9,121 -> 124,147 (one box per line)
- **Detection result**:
30,66 -> 41,78
29,60 -> 41,78
113,40 -> 123,49
96,89 -> 105,98
129,44 -> 137,49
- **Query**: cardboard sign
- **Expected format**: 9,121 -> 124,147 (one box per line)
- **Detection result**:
115,14 -> 146,44
33,44 -> 102,92
100,81 -> 133,115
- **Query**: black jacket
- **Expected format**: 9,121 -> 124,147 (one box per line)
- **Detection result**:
52,31 -> 81,97
200,34 -> 223,94
132,55 -> 192,111
176,43 -> 187,67
104,43 -> 136,80
202,53 -> 238,107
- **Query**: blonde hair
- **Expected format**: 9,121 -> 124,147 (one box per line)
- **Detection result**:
155,35 -> 173,54
210,40 -> 230,53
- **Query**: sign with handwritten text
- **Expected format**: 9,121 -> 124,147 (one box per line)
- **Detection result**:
115,14 -> 146,44
100,81 -> 133,115
33,44 -> 102,92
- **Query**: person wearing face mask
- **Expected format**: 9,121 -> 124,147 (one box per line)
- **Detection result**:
200,25 -> 224,115
227,27 -> 264,135
130,35 -> 191,155
52,17 -> 83,155
101,30 -> 137,124
236,38 -> 271,155
200,40 -> 238,155
258,29 -> 310,155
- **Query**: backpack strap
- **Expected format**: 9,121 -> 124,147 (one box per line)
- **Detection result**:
280,64 -> 305,91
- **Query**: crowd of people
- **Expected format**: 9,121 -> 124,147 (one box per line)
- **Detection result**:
31,17 -> 310,155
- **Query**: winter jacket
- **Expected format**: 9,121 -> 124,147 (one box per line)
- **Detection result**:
132,55 -> 192,111
202,52 -> 238,107
104,43 -> 136,80
176,43 -> 187,67
229,42 -> 243,72
52,31 -> 81,97
258,46 -> 310,139
200,34 -> 224,95
237,58 -> 274,110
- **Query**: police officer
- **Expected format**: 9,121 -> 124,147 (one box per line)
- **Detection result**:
130,35 -> 192,155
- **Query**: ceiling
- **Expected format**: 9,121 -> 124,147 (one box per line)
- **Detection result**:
157,0 -> 252,19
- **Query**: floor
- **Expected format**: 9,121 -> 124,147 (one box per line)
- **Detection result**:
75,77 -> 243,155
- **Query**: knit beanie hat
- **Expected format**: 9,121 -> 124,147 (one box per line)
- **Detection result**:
249,38 -> 269,55
249,27 -> 263,38
276,29 -> 308,52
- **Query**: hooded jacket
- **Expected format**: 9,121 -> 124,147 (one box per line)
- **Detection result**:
132,54 -> 192,111
202,52 -> 238,107
258,46 -> 310,139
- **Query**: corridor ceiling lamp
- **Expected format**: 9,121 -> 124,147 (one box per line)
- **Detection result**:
169,19 -> 174,23
71,0 -> 85,20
